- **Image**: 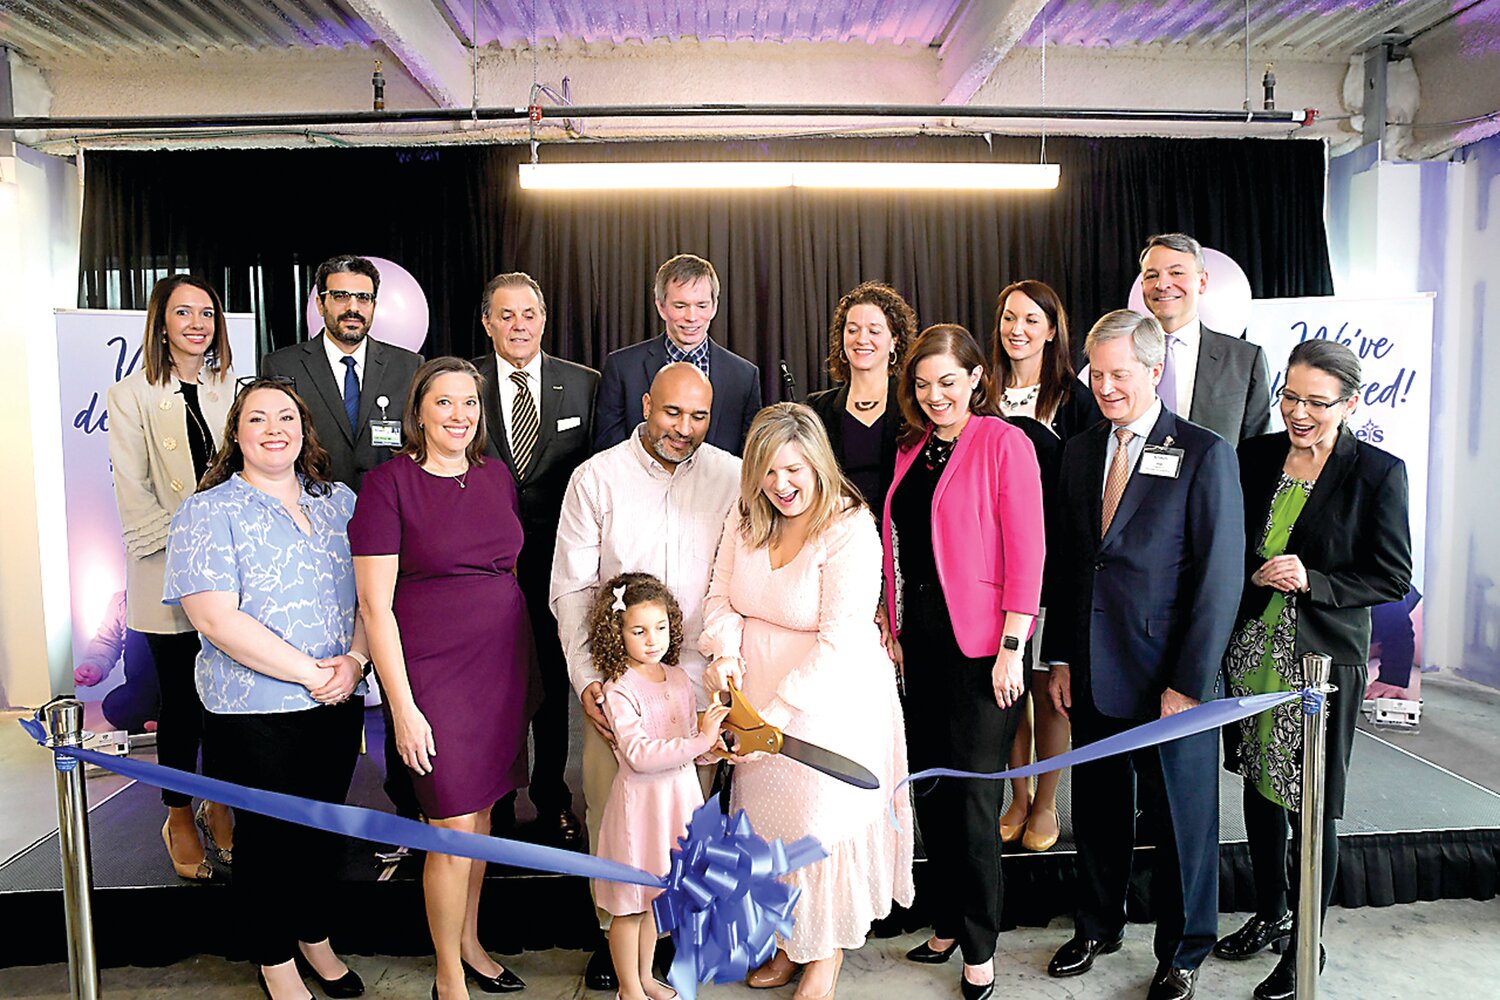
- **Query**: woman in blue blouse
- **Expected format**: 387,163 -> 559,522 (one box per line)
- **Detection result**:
165,377 -> 370,1000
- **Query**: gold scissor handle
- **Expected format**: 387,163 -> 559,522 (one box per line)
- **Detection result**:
701,682 -> 783,758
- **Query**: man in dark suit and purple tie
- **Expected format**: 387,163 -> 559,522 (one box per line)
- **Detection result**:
473,271 -> 599,850
1043,309 -> 1245,1000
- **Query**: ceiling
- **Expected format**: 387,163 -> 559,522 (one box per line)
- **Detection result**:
0,0 -> 1468,61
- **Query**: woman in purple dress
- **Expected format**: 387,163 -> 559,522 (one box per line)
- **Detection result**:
351,357 -> 532,999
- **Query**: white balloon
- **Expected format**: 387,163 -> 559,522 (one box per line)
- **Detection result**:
1126,246 -> 1253,334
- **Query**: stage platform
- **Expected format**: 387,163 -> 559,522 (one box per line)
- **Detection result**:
2,701 -> 1498,969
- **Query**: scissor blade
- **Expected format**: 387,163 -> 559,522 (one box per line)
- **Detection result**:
778,735 -> 880,790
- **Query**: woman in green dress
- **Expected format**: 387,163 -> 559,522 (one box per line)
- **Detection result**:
1214,339 -> 1412,1000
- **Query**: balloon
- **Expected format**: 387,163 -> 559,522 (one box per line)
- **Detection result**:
305,256 -> 429,353
1126,247 -> 1253,335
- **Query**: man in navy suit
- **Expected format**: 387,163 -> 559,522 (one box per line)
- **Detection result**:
473,272 -> 598,850
1043,309 -> 1244,1000
592,253 -> 761,455
1139,232 -> 1271,443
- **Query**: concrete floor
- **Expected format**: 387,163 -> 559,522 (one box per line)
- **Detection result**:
2,901 -> 1498,999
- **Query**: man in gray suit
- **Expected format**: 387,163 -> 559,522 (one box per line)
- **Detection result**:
1139,233 -> 1271,442
262,253 -> 424,822
262,254 -> 424,490
473,271 -> 598,850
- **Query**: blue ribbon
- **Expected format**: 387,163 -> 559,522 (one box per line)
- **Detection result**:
653,804 -> 827,1000
890,690 -> 1310,825
20,711 -> 825,999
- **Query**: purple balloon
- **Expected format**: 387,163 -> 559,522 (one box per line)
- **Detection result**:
305,255 -> 430,353
1127,247 -> 1253,334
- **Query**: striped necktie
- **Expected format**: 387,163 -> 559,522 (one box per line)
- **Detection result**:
509,370 -> 539,476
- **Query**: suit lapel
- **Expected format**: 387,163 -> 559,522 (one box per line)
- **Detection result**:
1188,331 -> 1223,425
1286,427 -> 1357,555
300,336 -> 354,446
705,340 -> 726,435
1081,422 -> 1108,543
1100,408 -> 1174,550
824,384 -> 851,456
476,355 -> 516,471
529,353 -> 563,476
356,339 -> 388,429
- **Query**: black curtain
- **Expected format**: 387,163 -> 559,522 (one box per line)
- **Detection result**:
79,135 -> 1333,397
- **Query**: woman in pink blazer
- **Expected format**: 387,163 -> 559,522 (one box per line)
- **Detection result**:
881,324 -> 1045,1000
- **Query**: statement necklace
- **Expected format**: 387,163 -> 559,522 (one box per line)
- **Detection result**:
1000,384 -> 1040,412
852,399 -> 881,412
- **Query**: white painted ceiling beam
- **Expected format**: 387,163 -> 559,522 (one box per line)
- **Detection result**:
937,0 -> 1051,106
343,0 -> 472,109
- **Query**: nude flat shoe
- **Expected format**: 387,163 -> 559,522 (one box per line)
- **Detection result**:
747,949 -> 799,989
793,950 -> 842,1000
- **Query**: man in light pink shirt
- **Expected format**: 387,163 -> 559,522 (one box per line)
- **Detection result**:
549,361 -> 742,990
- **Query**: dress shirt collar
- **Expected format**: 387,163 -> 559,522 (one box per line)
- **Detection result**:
629,422 -> 701,478
496,350 -> 543,384
1113,396 -> 1164,438
1168,317 -> 1201,350
662,333 -> 711,373
321,331 -> 368,375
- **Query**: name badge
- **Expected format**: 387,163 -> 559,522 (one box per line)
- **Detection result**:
557,415 -> 582,432
1139,444 -> 1184,479
370,420 -> 402,448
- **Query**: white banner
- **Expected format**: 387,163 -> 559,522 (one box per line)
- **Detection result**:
55,309 -> 256,719
1245,294 -> 1434,588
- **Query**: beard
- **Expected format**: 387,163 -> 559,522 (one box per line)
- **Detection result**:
326,312 -> 368,345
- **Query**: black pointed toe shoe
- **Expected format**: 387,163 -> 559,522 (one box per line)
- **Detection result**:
293,955 -> 365,998
1214,912 -> 1293,961
905,939 -> 960,964
462,959 -> 526,993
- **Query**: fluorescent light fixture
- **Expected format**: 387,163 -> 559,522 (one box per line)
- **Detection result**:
518,161 -> 1059,191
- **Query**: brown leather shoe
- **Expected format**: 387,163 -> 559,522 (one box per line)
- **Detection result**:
747,949 -> 799,989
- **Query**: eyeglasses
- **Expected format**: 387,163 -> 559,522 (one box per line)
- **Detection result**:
1277,389 -> 1348,412
235,374 -> 297,396
319,289 -> 376,306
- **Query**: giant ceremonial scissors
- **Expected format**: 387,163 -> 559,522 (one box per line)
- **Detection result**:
706,683 -> 879,790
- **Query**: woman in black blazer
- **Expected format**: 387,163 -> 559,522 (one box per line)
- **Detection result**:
1214,339 -> 1411,1000
805,281 -> 917,510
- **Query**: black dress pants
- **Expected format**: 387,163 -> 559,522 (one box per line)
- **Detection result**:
902,582 -> 1028,965
1070,669 -> 1219,973
144,630 -> 208,809
205,700 -> 364,967
515,553 -> 571,815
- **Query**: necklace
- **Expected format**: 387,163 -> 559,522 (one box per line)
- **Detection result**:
1000,384 -> 1040,412
851,398 -> 881,412
923,431 -> 959,470
425,457 -> 470,488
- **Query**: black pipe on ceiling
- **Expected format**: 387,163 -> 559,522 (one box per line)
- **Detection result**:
0,102 -> 1314,132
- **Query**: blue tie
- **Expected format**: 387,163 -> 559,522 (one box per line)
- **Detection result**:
341,355 -> 360,435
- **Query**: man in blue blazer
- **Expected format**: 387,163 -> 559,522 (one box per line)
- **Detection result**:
592,253 -> 761,455
1043,310 -> 1245,1000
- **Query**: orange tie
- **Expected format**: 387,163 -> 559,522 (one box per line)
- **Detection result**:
1101,427 -> 1135,537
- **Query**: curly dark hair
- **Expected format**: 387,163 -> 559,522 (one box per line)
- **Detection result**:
825,280 -> 919,384
587,573 -> 685,682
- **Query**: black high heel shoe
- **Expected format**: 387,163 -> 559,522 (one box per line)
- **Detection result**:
461,958 -> 527,993
294,953 -> 365,998
905,939 -> 959,964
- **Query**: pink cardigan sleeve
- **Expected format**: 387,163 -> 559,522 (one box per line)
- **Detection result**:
604,681 -> 717,775
996,426 -> 1046,617
698,509 -> 746,663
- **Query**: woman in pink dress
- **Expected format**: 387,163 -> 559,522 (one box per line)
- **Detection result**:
701,403 -> 915,1000
590,573 -> 731,1000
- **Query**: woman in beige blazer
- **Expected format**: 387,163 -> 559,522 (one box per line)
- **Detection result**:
106,274 -> 236,879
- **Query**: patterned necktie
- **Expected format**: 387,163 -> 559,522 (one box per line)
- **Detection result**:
1101,427 -> 1135,537
1157,334 -> 1179,413
340,355 -> 360,435
509,370 -> 539,476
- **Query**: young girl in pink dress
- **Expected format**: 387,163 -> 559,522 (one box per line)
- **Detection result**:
590,573 -> 731,1000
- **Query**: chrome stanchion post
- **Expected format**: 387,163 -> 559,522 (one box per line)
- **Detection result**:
44,696 -> 100,1000
1296,653 -> 1335,1000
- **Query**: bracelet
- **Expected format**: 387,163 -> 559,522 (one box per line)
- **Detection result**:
347,650 -> 372,674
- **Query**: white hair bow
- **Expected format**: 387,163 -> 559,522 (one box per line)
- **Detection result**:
611,584 -> 628,612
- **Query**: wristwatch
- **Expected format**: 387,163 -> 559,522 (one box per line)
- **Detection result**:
1001,635 -> 1021,652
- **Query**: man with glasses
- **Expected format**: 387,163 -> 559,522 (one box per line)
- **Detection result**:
262,254 -> 424,491
262,254 -> 425,827
1138,232 -> 1271,442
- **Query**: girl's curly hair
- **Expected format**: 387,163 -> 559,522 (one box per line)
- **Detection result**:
587,573 -> 685,682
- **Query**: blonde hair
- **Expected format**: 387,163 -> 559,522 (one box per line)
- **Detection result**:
587,573 -> 685,682
737,403 -> 861,550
